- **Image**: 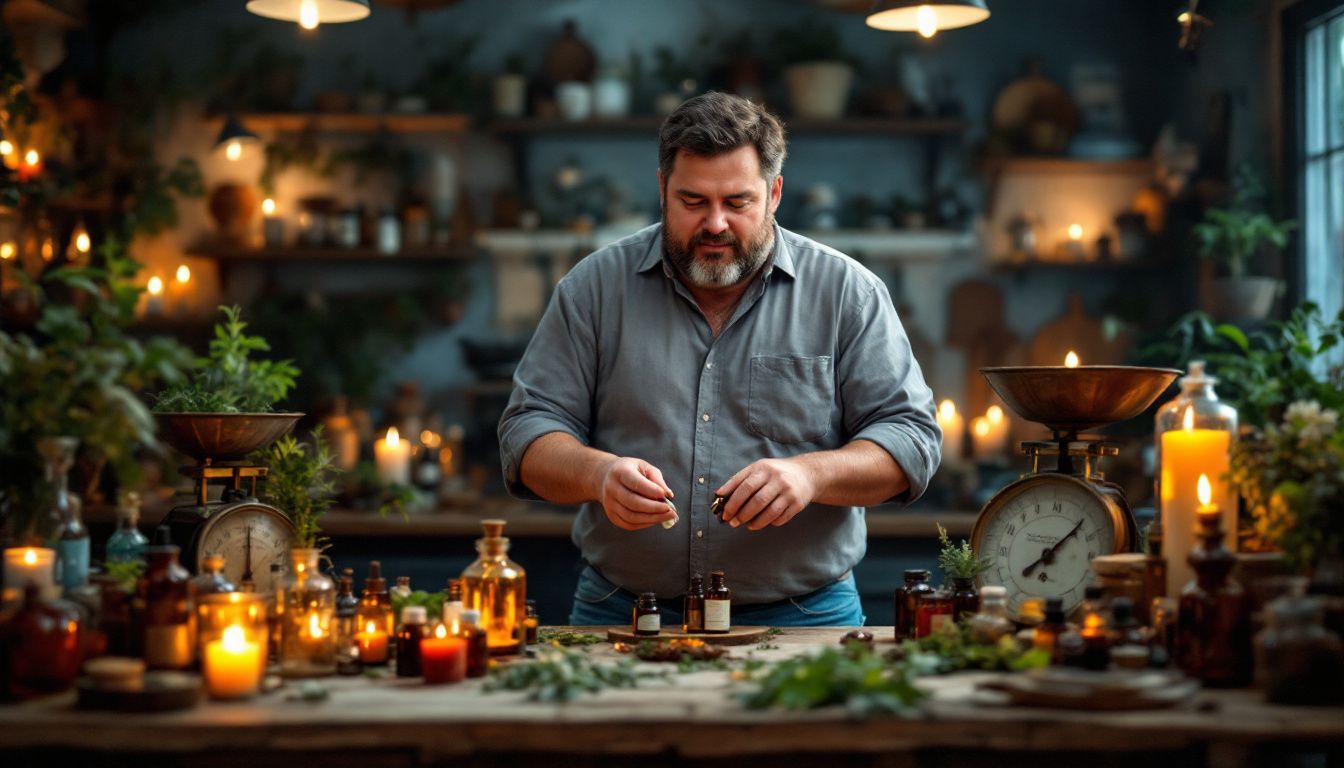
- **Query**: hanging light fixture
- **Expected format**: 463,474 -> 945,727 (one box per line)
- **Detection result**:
215,114 -> 259,162
866,1 -> 989,38
245,0 -> 370,30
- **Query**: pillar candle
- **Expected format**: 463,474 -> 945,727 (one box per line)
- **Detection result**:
936,400 -> 964,462
421,624 -> 467,684
984,405 -> 1011,455
3,547 -> 56,603
374,427 -> 411,486
204,625 -> 263,699
355,620 -> 389,665
970,416 -> 995,459
1160,415 -> 1233,598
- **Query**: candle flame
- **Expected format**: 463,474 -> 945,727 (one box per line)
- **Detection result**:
262,198 -> 276,216
299,0 -> 319,29
0,242 -> 14,260
23,149 -> 39,167
222,625 -> 247,652
365,620 -> 377,634
0,140 -> 11,156
986,405 -> 1004,425
434,623 -> 448,640
385,426 -> 401,446
308,612 -> 324,638
40,237 -> 53,261
937,399 -> 956,421
972,416 -> 990,437
1064,351 -> 1079,368
22,548 -> 37,566
1197,474 -> 1212,507
1083,612 -> 1105,631
176,264 -> 191,284
1068,223 -> 1083,241
147,276 -> 164,295
916,5 -> 938,38
73,226 -> 91,254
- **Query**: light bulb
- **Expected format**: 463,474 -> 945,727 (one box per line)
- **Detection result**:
176,264 -> 191,284
74,230 -> 91,254
916,5 -> 939,38
0,140 -> 12,157
262,198 -> 276,216
147,276 -> 164,295
299,0 -> 319,29
225,140 -> 242,161
23,149 -> 39,167
1064,351 -> 1079,368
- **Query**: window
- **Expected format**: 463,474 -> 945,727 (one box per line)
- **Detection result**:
1289,0 -> 1344,368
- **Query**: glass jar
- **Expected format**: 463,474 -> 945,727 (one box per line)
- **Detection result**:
895,569 -> 935,641
140,531 -> 194,670
280,548 -> 336,678
191,554 -> 236,596
1254,596 -> 1344,705
460,519 -> 526,654
915,591 -> 954,639
0,583 -> 82,700
197,592 -> 267,699
968,585 -> 1015,643
105,491 -> 148,565
951,577 -> 980,621
1155,361 -> 1238,599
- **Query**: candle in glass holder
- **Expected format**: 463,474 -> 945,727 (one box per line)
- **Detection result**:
261,198 -> 285,247
3,547 -> 56,602
204,625 -> 263,699
936,400 -> 964,462
375,427 -> 411,486
1063,223 -> 1085,261
420,622 -> 467,684
355,619 -> 388,665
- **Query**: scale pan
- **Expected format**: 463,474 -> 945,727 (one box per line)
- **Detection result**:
980,366 -> 1179,433
155,412 -> 303,462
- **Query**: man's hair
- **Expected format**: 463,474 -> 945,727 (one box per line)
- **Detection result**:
658,91 -> 787,184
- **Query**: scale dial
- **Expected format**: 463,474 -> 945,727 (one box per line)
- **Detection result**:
194,502 -> 295,592
971,474 -> 1130,615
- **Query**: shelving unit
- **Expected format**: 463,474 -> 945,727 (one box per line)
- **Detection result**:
233,112 -> 471,134
489,116 -> 966,137
189,244 -> 476,264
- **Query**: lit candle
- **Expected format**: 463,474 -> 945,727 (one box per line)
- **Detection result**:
261,198 -> 285,247
970,416 -> 995,458
1064,350 -> 1080,368
420,622 -> 467,684
355,619 -> 388,665
0,140 -> 14,168
1064,223 -> 1085,261
984,404 -> 1011,455
1159,406 -> 1233,597
936,400 -> 964,463
375,427 -> 412,486
3,546 -> 56,602
18,149 -> 40,183
67,221 -> 91,263
145,275 -> 165,317
203,625 -> 263,699
172,264 -> 191,317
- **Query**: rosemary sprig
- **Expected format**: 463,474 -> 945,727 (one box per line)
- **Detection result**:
484,647 -> 655,702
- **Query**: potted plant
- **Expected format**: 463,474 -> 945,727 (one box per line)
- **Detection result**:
255,430 -> 339,551
937,523 -> 990,620
1193,167 -> 1297,323
773,21 -> 856,119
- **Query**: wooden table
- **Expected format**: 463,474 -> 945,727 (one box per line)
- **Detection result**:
2,628 -> 1340,768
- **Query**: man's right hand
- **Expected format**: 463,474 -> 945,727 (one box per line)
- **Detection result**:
597,457 -> 677,531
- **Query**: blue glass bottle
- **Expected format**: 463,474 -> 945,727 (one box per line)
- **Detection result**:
106,491 -> 148,564
38,437 -> 88,589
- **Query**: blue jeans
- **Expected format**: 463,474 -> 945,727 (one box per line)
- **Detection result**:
567,565 -> 866,627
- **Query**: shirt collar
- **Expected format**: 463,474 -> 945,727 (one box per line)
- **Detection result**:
635,223 -> 796,280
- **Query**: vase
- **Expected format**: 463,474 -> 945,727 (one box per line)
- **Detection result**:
784,62 -> 853,119
280,548 -> 336,678
1203,276 -> 1281,323
208,183 -> 259,246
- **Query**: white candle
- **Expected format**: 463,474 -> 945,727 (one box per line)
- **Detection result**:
375,427 -> 411,486
3,546 -> 56,602
936,400 -> 964,462
970,416 -> 994,458
262,198 -> 284,247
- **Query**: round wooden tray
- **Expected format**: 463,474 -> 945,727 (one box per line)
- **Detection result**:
605,625 -> 770,646
77,671 -> 203,712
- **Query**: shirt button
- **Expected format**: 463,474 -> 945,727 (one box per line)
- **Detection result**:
705,361 -> 714,369
697,476 -> 705,485
696,529 -> 704,539
701,413 -> 710,422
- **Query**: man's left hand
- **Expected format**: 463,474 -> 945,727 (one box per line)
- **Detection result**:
716,458 -> 816,531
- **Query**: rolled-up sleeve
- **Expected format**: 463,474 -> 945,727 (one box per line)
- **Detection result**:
837,278 -> 941,505
498,279 -> 598,499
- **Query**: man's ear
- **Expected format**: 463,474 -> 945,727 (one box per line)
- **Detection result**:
769,174 -> 783,215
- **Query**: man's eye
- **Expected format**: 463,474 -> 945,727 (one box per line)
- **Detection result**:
681,199 -> 705,208
727,201 -> 748,210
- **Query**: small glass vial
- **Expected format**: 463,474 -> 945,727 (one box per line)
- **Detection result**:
334,572 -> 360,672
523,600 -> 539,646
443,577 -> 464,629
968,585 -> 1014,643
1177,507 -> 1252,687
1032,597 -> 1067,664
280,548 -> 337,678
915,591 -> 954,638
1141,525 -> 1167,625
458,609 -> 489,678
704,571 -> 731,634
140,527 -> 194,670
634,592 -> 661,636
396,606 -> 427,678
191,554 -> 236,596
392,576 -> 412,601
105,490 -> 148,564
895,569 -> 935,641
683,575 -> 706,633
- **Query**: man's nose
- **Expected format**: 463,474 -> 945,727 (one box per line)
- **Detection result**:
703,206 -> 728,234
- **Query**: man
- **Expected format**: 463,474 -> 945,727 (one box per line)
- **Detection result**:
498,91 -> 940,627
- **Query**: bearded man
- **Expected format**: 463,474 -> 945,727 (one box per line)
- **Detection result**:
499,91 -> 940,627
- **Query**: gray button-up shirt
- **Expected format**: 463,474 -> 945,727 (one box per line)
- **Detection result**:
499,223 -> 940,604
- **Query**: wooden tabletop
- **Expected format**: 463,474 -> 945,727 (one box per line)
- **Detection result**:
1,628 -> 1340,767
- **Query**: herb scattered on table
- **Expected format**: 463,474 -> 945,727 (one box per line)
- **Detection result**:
537,629 -> 606,647
484,647 -> 655,702
738,644 -> 925,716
892,623 -> 1050,674
632,638 -> 726,663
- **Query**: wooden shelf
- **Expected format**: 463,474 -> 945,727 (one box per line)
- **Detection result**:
187,245 -> 477,264
489,116 -> 966,137
237,112 -> 471,134
983,156 -> 1153,175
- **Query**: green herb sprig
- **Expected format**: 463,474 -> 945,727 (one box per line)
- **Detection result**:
536,629 -> 606,648
391,590 -> 449,623
894,623 -> 1050,675
255,429 -> 338,549
484,647 -> 653,702
154,305 -> 298,413
937,523 -> 989,581
738,644 -> 925,716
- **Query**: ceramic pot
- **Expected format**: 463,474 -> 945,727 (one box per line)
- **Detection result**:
493,74 -> 527,118
784,61 -> 853,119
1204,276 -> 1280,323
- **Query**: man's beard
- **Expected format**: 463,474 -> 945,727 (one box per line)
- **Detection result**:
663,209 -> 775,289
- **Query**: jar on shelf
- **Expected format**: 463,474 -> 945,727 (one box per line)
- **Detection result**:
279,548 -> 336,678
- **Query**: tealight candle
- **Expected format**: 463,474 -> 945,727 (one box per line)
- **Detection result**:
204,625 -> 263,699
375,427 -> 411,486
1160,408 -> 1232,597
355,619 -> 389,665
3,547 -> 56,603
935,400 -> 964,463
420,622 -> 467,684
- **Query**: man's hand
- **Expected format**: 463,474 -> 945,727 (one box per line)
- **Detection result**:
597,457 -> 678,531
716,458 -> 816,531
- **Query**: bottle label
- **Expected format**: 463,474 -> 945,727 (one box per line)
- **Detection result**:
56,538 -> 90,588
704,600 -> 730,631
636,614 -> 660,633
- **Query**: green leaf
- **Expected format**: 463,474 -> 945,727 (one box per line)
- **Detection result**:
1215,324 -> 1250,352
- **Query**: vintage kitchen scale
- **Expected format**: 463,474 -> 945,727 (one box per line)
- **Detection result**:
970,365 -> 1179,615
156,412 -> 303,592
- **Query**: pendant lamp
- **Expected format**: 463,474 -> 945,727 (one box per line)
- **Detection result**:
866,1 -> 989,37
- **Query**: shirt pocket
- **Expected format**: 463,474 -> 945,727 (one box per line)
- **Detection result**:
747,354 -> 834,444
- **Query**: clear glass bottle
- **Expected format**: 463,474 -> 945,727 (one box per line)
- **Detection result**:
37,437 -> 87,590
895,569 -> 935,641
968,585 -> 1014,643
191,554 -> 236,595
392,575 -> 412,601
280,548 -> 337,678
443,577 -> 464,630
140,527 -> 193,670
105,490 -> 148,564
683,575 -> 705,633
1155,361 -> 1238,598
704,571 -> 731,634
1177,508 -> 1252,687
460,519 -> 526,654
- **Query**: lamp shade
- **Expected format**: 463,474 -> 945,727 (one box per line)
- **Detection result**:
245,0 -> 370,24
214,114 -> 259,150
866,0 -> 989,32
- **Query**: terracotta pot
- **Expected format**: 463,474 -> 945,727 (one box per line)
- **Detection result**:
784,62 -> 853,119
1203,276 -> 1281,323
207,184 -> 259,245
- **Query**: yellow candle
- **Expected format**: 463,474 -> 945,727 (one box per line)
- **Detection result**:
204,625 -> 263,699
984,404 -> 1011,455
374,427 -> 411,486
970,416 -> 994,458
1160,408 -> 1233,597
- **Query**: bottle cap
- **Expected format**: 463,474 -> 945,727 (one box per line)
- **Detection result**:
460,609 -> 480,625
401,606 -> 427,624
1084,584 -> 1104,600
903,569 -> 930,580
1044,596 -> 1066,623
365,561 -> 386,592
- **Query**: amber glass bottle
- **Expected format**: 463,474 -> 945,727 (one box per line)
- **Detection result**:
894,569 -> 934,641
704,571 -> 731,633
523,600 -> 539,646
1177,509 -> 1252,687
458,609 -> 489,678
460,519 -> 526,654
683,575 -> 706,633
1033,597 -> 1067,664
395,606 -> 426,678
634,593 -> 661,636
140,528 -> 194,670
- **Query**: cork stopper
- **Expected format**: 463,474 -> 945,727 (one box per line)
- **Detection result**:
481,519 -> 506,539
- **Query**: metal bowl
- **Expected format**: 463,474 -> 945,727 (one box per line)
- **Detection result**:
980,366 -> 1180,433
155,412 -> 303,463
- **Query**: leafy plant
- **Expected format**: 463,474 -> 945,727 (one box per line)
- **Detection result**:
1230,400 -> 1344,569
391,589 -> 449,623
483,646 -> 651,702
937,523 -> 989,581
1192,167 -> 1296,278
738,643 -> 924,716
255,430 -> 339,549
894,623 -> 1050,674
154,305 -> 299,413
416,37 -> 481,112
